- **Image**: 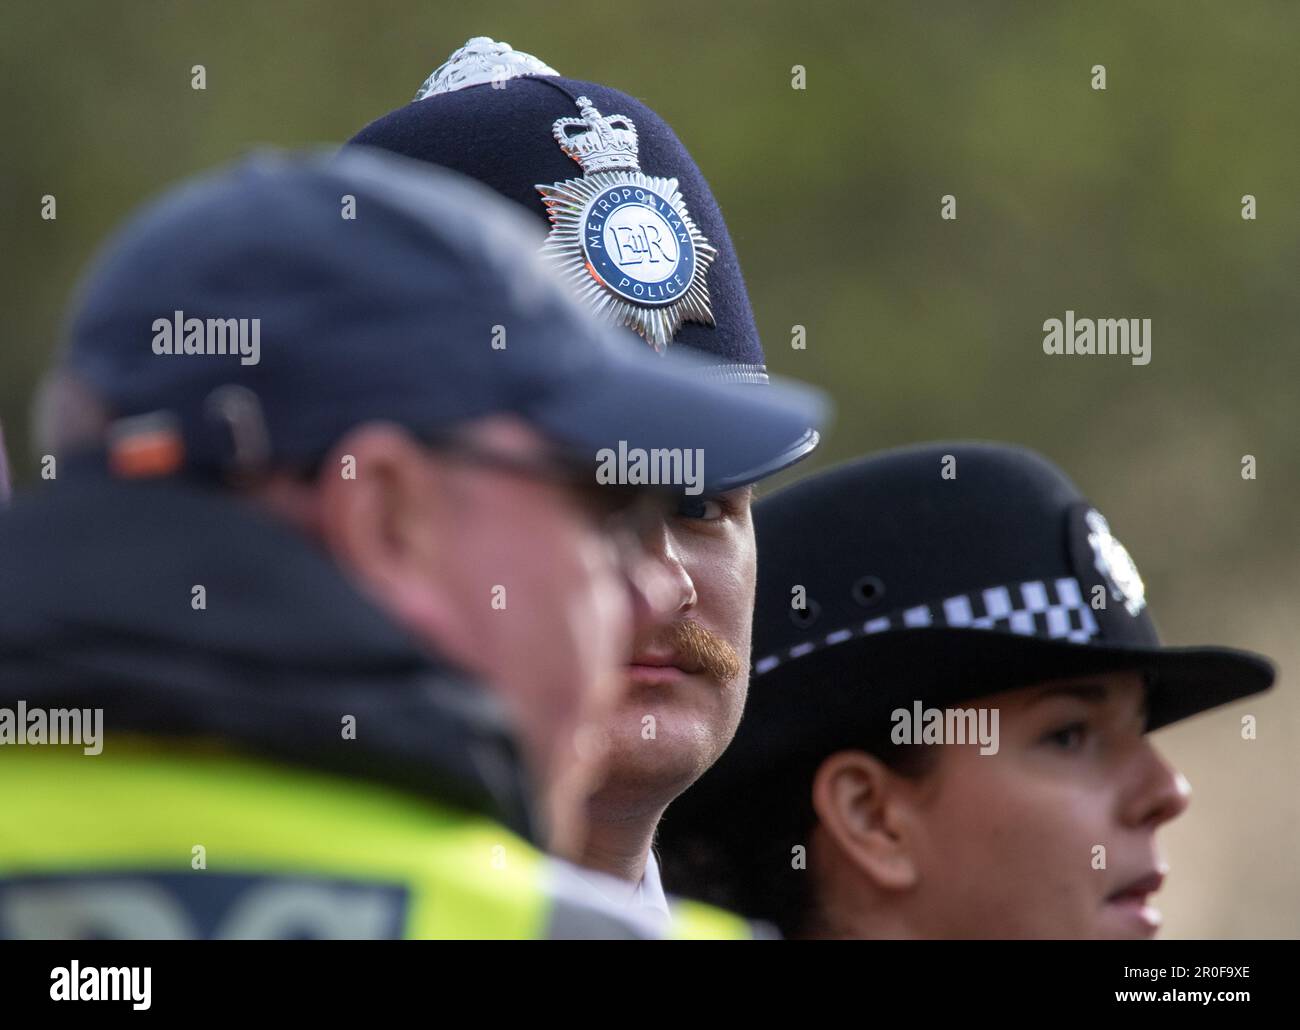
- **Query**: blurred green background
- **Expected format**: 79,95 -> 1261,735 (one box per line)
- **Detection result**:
1,0 -> 1296,937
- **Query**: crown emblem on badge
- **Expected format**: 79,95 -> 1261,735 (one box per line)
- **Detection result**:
552,98 -> 640,174
537,97 -> 717,353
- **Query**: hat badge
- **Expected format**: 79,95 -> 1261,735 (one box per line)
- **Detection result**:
537,97 -> 717,353
1085,509 -> 1146,617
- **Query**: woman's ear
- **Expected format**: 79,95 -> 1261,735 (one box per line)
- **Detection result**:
811,749 -> 922,893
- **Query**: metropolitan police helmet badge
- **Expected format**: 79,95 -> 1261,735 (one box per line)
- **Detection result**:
1085,508 -> 1147,618
536,97 -> 718,353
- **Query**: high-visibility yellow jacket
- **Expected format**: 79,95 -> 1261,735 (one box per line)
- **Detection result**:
0,480 -> 753,940
0,742 -> 749,940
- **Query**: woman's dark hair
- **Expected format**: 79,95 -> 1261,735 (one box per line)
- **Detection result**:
659,730 -> 934,938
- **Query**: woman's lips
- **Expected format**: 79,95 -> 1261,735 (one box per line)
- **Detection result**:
1108,870 -> 1166,901
1108,895 -> 1162,933
1106,871 -> 1166,932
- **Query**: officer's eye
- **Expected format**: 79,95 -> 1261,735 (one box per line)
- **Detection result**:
1044,722 -> 1089,751
676,495 -> 727,521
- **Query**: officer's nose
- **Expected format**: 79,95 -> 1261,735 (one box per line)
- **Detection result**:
622,546 -> 680,639
1121,739 -> 1192,829
635,518 -> 698,619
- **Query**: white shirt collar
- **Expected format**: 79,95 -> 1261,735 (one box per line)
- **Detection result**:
636,850 -> 671,919
564,850 -> 673,922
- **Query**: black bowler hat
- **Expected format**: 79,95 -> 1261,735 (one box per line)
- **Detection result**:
707,442 -> 1275,791
348,39 -> 792,392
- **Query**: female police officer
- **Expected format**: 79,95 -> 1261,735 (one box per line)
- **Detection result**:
659,442 -> 1275,938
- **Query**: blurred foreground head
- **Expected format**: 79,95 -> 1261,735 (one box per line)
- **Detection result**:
27,147 -> 825,855
661,443 -> 1275,938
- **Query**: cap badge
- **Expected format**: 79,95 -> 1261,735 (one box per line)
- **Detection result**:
1085,509 -> 1147,617
536,97 -> 717,353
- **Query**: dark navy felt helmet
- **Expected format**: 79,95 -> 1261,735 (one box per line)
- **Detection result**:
349,39 -> 821,473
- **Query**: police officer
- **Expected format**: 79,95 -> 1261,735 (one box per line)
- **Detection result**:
658,442 -> 1276,938
0,148 -> 823,939
348,37 -> 822,916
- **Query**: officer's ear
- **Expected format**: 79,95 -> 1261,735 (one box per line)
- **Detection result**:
810,749 -> 923,893
313,422 -> 464,641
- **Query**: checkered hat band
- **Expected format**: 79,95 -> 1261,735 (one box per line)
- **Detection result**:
754,576 -> 1100,677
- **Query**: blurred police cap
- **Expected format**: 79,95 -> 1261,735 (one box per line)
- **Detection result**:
58,147 -> 826,490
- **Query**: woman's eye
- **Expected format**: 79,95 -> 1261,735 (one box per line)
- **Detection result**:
676,496 -> 725,521
1046,722 -> 1088,751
